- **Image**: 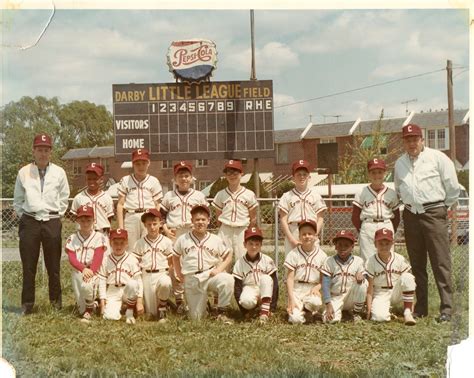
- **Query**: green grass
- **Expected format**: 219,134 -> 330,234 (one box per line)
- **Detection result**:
2,244 -> 469,377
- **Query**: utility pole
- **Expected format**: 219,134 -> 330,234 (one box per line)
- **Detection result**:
401,99 -> 417,115
447,60 -> 455,161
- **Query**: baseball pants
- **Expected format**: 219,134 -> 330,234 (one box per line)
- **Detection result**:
238,274 -> 273,310
142,271 -> 172,316
323,281 -> 368,323
19,215 -> 62,309
103,280 -> 140,320
288,282 -> 323,324
359,220 -> 393,262
184,271 -> 234,320
370,272 -> 416,322
169,226 -> 192,302
71,271 -> 98,314
284,223 -> 321,257
124,213 -> 146,253
218,224 -> 246,260
403,206 -> 452,316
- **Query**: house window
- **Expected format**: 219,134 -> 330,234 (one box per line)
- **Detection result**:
73,161 -> 82,175
424,128 -> 449,151
100,159 -> 110,174
198,180 -> 212,191
276,144 -> 288,164
162,160 -> 172,169
320,138 -> 336,144
196,159 -> 208,167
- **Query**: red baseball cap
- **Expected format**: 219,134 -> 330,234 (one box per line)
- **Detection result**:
33,133 -> 52,148
110,228 -> 128,240
292,160 -> 311,174
244,226 -> 264,241
402,124 -> 423,138
223,160 -> 243,173
298,219 -> 318,233
141,208 -> 162,222
76,204 -> 94,218
367,158 -> 387,171
190,204 -> 211,217
132,148 -> 150,162
332,230 -> 356,244
85,162 -> 104,177
174,161 -> 193,175
374,228 -> 394,242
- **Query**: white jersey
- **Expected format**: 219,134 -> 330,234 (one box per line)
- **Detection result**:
132,234 -> 173,271
212,187 -> 258,227
284,246 -> 328,284
278,187 -> 327,223
353,185 -> 400,221
173,232 -> 230,275
118,174 -> 163,211
321,255 -> 366,296
64,231 -> 108,269
233,253 -> 277,286
161,189 -> 207,229
365,252 -> 411,293
71,190 -> 114,230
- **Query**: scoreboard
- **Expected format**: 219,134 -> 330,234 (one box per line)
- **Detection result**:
113,80 -> 274,161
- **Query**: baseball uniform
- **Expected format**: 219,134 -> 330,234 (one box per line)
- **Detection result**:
353,185 -> 400,261
98,251 -> 143,321
133,234 -> 173,316
233,253 -> 278,313
65,230 -> 108,314
212,187 -> 258,260
118,174 -> 163,250
284,245 -> 327,323
71,190 -> 114,232
365,252 -> 416,322
279,187 -> 327,255
320,255 -> 367,323
173,231 -> 234,320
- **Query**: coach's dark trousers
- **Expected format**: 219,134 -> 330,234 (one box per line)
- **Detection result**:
19,215 -> 63,310
403,206 -> 452,316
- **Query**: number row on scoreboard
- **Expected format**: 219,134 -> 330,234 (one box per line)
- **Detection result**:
147,99 -> 272,114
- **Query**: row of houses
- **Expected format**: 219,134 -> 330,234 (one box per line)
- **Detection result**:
62,108 -> 469,195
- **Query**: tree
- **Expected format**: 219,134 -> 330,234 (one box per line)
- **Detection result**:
242,171 -> 269,198
457,170 -> 469,192
209,177 -> 227,198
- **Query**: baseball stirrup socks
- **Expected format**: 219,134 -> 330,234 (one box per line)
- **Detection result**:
260,297 -> 271,317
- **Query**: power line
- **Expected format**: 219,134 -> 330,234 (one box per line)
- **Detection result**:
453,68 -> 469,79
274,68 -> 445,109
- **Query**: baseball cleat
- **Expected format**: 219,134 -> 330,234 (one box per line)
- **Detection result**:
80,312 -> 92,324
258,314 -> 269,323
436,313 -> 451,323
352,313 -> 363,323
404,311 -> 416,326
125,309 -> 136,325
158,310 -> 168,324
176,302 -> 188,315
126,316 -> 136,325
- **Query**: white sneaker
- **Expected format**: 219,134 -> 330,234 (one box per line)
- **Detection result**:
404,310 -> 416,326
158,309 -> 168,324
80,312 -> 92,324
125,309 -> 136,325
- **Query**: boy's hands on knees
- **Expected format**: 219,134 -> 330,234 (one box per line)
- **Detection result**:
310,285 -> 321,297
355,272 -> 364,284
287,299 -> 295,314
82,268 -> 94,282
325,302 -> 334,321
136,298 -> 144,315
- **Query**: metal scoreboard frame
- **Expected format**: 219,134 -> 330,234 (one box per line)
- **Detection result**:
113,80 -> 275,161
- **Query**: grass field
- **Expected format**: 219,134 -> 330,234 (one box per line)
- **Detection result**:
2,244 -> 469,377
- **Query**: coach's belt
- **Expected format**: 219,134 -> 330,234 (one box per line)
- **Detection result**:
381,286 -> 393,289
145,268 -> 169,273
405,201 -> 444,212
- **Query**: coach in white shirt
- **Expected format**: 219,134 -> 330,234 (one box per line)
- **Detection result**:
13,134 -> 70,315
394,124 -> 459,323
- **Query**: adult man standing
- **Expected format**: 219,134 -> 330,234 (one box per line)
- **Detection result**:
394,124 -> 459,322
14,134 -> 70,315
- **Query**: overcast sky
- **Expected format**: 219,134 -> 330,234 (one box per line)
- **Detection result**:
2,7 -> 469,130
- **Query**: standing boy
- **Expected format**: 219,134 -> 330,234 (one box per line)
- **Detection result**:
172,205 -> 234,321
352,158 -> 400,261
233,226 -> 279,322
212,160 -> 258,260
116,148 -> 163,250
279,160 -> 327,256
365,228 -> 417,325
133,209 -> 173,322
285,220 -> 327,324
98,229 -> 143,325
321,230 -> 367,323
65,205 -> 108,323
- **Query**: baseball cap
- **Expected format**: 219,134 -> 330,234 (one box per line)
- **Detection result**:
76,204 -> 94,218
374,228 -> 394,242
174,161 -> 193,175
85,162 -> 104,177
109,228 -> 128,240
244,226 -> 264,241
292,160 -> 311,174
33,133 -> 52,148
367,158 -> 387,171
298,219 -> 318,233
132,148 -> 150,162
223,159 -> 243,173
190,204 -> 211,217
141,208 -> 162,222
402,124 -> 423,138
332,230 -> 356,244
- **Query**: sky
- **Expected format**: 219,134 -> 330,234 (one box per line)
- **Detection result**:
1,6 -> 470,130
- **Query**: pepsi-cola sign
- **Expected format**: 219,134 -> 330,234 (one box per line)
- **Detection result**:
167,39 -> 218,83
